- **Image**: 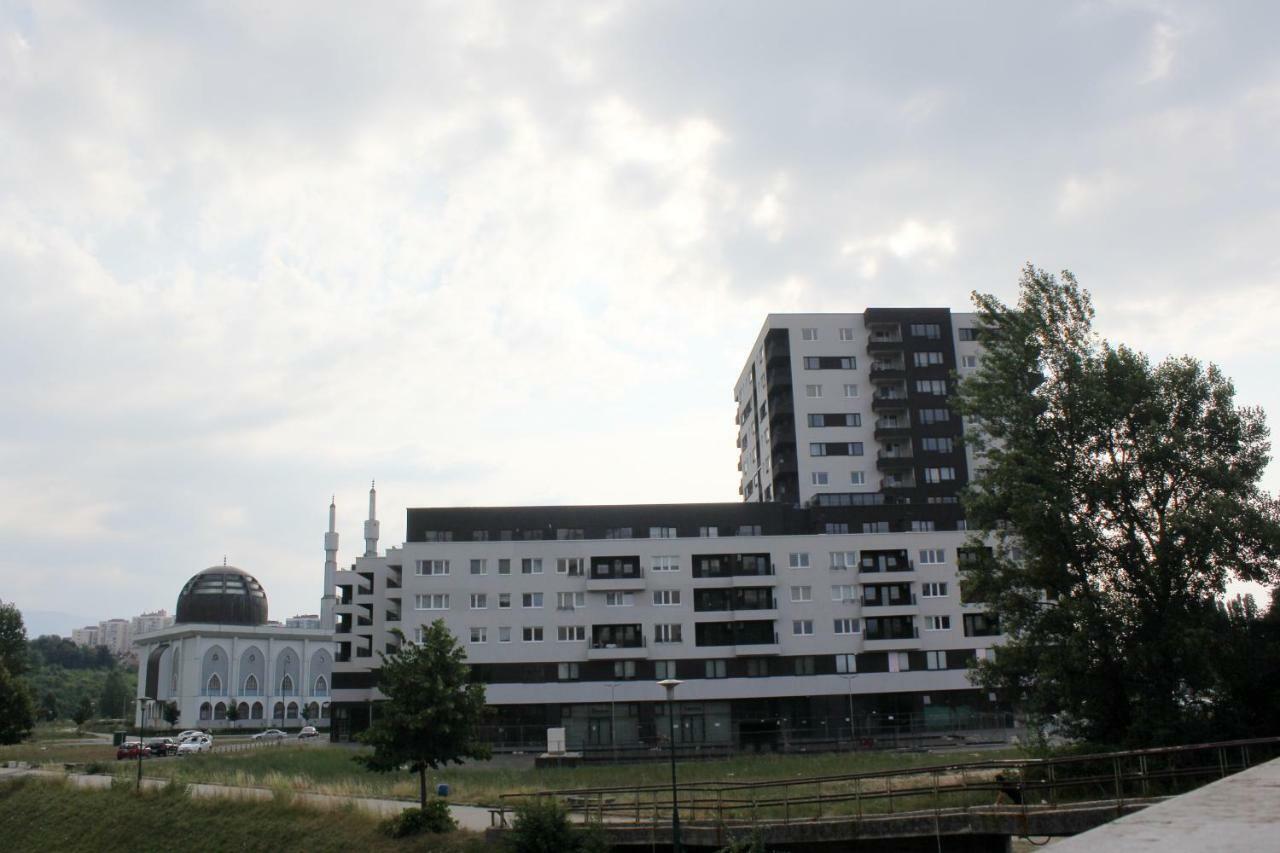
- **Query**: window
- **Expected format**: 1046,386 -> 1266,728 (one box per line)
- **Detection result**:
470,559 -> 487,575
613,660 -> 636,679
605,592 -> 634,607
801,327 -> 818,341
705,660 -> 727,678
910,322 -> 942,339
558,662 -> 580,680
911,520 -> 936,532
805,384 -> 823,398
498,593 -> 511,609
557,625 -> 586,642
556,528 -> 584,540
920,437 -> 955,452
958,327 -> 978,341
605,527 -> 633,539
839,327 -> 855,341
850,471 -> 866,486
810,442 -> 864,457
831,584 -> 856,601
789,552 -> 810,569
888,651 -> 911,672
836,652 -> 857,673
699,526 -> 719,538
918,408 -> 951,424
921,582 -> 948,597
522,627 -> 544,642
469,627 -> 487,644
650,526 -> 677,539
808,413 -> 861,427
521,558 -> 543,574
497,559 -> 511,575
522,592 -> 543,609
523,530 -> 544,541
794,656 -> 816,676
804,356 -> 857,370
924,615 -> 951,631
737,525 -> 762,536
825,522 -> 850,534
843,383 -> 859,398
654,660 -> 677,679
416,559 -> 449,576
469,593 -> 487,609
913,351 -> 944,367
919,549 -> 946,565
961,354 -> 978,368
834,619 -> 860,636
811,471 -> 829,486
654,623 -> 683,643
830,551 -> 856,570
498,626 -> 511,643
415,593 -> 449,610
652,590 -> 682,606
915,379 -> 947,395
790,585 -> 812,602
422,530 -> 453,542
556,558 -> 585,576
556,590 -> 583,609
925,651 -> 946,670
793,619 -> 815,636
862,521 -> 889,533
923,466 -> 957,483
472,530 -> 490,542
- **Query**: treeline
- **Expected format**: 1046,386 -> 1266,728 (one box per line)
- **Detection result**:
27,635 -> 116,671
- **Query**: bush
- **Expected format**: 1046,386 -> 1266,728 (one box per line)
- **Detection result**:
83,762 -> 108,775
383,799 -> 456,837
503,798 -> 606,853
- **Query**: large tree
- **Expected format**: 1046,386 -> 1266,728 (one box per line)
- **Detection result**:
955,265 -> 1280,746
99,667 -> 132,721
357,620 -> 491,808
0,601 -> 35,744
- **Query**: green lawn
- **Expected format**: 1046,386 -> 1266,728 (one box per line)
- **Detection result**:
0,776 -> 484,853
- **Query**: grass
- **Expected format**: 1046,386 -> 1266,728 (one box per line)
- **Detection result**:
0,776 -> 484,853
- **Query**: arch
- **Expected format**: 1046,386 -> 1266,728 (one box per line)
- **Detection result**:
244,673 -> 259,695
207,673 -> 222,695
281,674 -> 295,696
213,702 -> 226,720
251,701 -> 264,720
236,702 -> 250,720
313,675 -> 328,697
238,646 -> 265,697
305,702 -> 319,721
286,701 -> 299,720
276,646 -> 300,697
199,702 -> 212,721
201,644 -> 229,696
273,702 -> 285,722
170,641 -> 181,694
321,702 -> 330,720
309,647 -> 331,686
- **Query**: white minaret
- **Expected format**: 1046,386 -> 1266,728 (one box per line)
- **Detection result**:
364,480 -> 380,557
321,496 -> 339,630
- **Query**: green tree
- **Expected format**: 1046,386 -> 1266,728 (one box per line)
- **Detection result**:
99,667 -> 131,721
502,798 -> 607,853
162,701 -> 180,730
225,700 -> 240,729
72,696 -> 93,728
357,620 -> 491,809
955,265 -> 1280,746
0,601 -> 35,744
39,690 -> 59,722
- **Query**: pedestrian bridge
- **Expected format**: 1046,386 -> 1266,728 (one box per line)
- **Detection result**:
495,736 -> 1280,852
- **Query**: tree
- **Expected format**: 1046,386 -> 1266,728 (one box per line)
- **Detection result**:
0,601 -> 35,744
99,667 -> 131,721
162,701 -> 180,730
955,265 -> 1280,746
72,696 -> 93,728
357,620 -> 491,809
39,691 -> 59,722
225,700 -> 240,729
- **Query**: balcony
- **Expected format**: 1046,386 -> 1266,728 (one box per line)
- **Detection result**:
876,451 -> 914,471
587,558 -> 645,590
695,619 -> 776,648
588,625 -> 644,658
871,393 -> 909,413
873,419 -> 912,441
866,334 -> 905,354
355,648 -> 373,658
692,554 -> 773,580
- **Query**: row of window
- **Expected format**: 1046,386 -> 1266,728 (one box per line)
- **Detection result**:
799,323 -> 970,343
803,356 -> 857,370
804,384 -> 861,398
809,441 -> 864,457
423,526 -> 696,543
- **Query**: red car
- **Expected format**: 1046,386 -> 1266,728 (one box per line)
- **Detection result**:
116,742 -> 151,760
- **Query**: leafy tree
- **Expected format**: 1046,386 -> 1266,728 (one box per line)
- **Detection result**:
225,700 -> 240,728
0,600 -> 28,675
99,667 -> 132,720
502,798 -> 607,853
72,696 -> 93,728
357,620 -> 491,809
39,690 -> 59,722
162,701 -> 180,730
0,601 -> 35,744
955,265 -> 1280,746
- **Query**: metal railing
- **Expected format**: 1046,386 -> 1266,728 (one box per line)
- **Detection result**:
498,736 -> 1280,829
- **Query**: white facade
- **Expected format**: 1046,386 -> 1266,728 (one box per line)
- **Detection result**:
131,610 -> 174,638
98,619 -> 132,655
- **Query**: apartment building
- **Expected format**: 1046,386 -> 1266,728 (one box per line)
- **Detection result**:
328,309 -> 1001,749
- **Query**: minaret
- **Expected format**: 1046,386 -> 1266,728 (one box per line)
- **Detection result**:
321,496 -> 339,630
364,480 -> 380,557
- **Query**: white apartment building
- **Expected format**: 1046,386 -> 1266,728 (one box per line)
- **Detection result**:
71,625 -> 99,647
131,610 -> 174,638
327,309 -> 1003,751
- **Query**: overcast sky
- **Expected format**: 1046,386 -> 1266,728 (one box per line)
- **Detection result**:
3,1 -> 1278,635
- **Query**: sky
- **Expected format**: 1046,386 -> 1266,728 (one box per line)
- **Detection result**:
2,1 -> 1278,635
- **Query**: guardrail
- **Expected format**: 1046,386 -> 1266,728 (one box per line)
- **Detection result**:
497,736 -> 1280,829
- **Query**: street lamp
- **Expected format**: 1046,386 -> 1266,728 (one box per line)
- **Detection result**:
658,678 -> 683,853
839,674 -> 857,748
605,682 -> 623,762
137,696 -> 153,792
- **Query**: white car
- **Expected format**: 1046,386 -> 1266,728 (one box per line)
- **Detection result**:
176,730 -> 206,741
297,726 -> 319,739
177,735 -> 212,755
252,729 -> 287,741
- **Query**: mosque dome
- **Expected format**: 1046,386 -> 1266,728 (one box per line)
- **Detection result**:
174,565 -> 269,626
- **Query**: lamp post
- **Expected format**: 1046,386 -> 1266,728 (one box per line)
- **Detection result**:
137,697 -> 153,792
658,678 -> 683,853
839,674 -> 857,748
605,681 -> 623,762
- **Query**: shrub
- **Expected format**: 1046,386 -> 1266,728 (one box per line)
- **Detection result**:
503,798 -> 606,853
383,799 -> 456,837
83,762 -> 108,775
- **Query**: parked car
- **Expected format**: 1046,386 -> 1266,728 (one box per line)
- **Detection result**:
176,730 -> 206,741
297,726 -> 319,740
116,742 -> 151,760
179,731 -> 213,745
252,729 -> 287,741
146,738 -> 180,757
177,735 -> 212,755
